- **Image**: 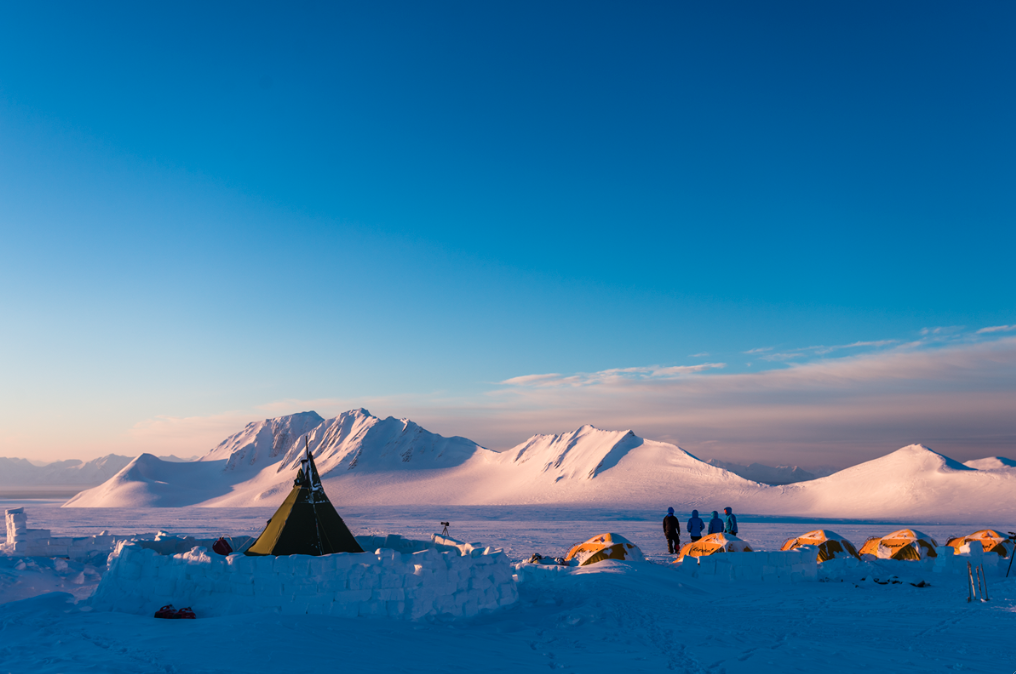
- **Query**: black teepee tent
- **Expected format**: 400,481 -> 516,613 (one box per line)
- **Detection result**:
245,440 -> 364,556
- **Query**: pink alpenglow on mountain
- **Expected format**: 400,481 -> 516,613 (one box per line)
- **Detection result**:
65,411 -> 1016,523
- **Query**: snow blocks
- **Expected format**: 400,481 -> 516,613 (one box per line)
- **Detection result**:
2,508 -> 121,559
89,534 -> 519,621
672,548 -> 819,582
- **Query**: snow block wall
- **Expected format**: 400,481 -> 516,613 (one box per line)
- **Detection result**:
932,543 -> 1010,577
673,549 -> 819,582
2,508 -> 121,559
90,536 -> 519,620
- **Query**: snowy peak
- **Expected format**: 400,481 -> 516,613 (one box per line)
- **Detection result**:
201,411 -> 325,471
876,444 -> 974,473
506,426 -> 645,481
277,409 -> 487,476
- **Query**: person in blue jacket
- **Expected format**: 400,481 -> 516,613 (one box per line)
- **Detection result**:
687,509 -> 705,542
707,510 -> 724,534
723,507 -> 738,536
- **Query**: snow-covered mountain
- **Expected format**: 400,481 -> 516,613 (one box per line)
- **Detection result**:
65,410 -> 765,508
0,455 -> 133,486
64,410 -> 1016,522
0,454 -> 198,487
704,459 -> 834,485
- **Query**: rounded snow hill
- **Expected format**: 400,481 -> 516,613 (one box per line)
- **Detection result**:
963,456 -> 1016,471
768,444 -> 1016,521
65,454 -> 230,508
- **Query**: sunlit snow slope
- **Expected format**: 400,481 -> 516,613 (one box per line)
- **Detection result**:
764,444 -> 1016,520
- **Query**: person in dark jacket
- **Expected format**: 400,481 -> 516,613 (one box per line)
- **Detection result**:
723,507 -> 738,536
707,510 -> 724,534
663,507 -> 681,554
687,509 -> 705,542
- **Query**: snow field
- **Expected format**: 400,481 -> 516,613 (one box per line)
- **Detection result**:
89,534 -> 519,621
4,505 -> 1016,673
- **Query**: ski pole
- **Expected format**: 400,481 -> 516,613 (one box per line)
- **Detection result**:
1007,533 -> 1015,578
967,561 -> 976,602
979,564 -> 990,602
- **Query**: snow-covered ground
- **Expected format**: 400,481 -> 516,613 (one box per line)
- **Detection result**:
2,501 -> 1014,672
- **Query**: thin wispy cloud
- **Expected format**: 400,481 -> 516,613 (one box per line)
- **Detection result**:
978,325 -> 1016,334
500,363 -> 726,388
690,352 -> 710,358
760,340 -> 899,361
920,326 -> 965,336
744,347 -> 774,354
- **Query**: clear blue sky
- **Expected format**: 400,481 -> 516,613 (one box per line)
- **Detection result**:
1,2 -> 1014,465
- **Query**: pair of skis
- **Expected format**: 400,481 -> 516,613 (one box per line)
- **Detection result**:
966,561 -> 990,602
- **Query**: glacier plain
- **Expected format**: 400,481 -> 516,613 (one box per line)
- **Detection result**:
2,500 -> 1014,673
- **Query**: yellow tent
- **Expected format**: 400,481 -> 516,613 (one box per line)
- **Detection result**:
564,533 -> 645,566
857,529 -> 939,561
945,530 -> 1011,558
780,530 -> 859,563
675,533 -> 752,562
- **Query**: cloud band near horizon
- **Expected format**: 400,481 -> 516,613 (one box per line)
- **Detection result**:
105,333 -> 1016,471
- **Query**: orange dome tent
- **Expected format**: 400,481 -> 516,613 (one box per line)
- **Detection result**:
674,533 -> 752,562
945,530 -> 1011,558
857,529 -> 939,561
564,533 -> 646,566
780,530 -> 859,563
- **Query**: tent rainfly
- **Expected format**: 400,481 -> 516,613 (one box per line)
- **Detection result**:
780,530 -> 860,563
245,441 -> 364,557
675,533 -> 752,562
857,529 -> 939,561
564,533 -> 645,566
945,530 -> 1011,558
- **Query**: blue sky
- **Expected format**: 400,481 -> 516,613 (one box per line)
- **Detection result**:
1,2 -> 1014,465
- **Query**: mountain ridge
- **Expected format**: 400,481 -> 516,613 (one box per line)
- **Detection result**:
62,410 -> 1016,522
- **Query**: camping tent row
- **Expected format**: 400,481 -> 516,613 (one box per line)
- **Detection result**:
682,529 -> 1010,564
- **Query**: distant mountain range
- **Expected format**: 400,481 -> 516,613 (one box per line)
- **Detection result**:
64,409 -> 1016,523
704,459 -> 837,485
0,454 -> 196,486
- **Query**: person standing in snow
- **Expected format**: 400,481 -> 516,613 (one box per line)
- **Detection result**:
723,507 -> 738,536
663,507 -> 681,554
707,510 -> 724,535
687,509 -> 705,542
